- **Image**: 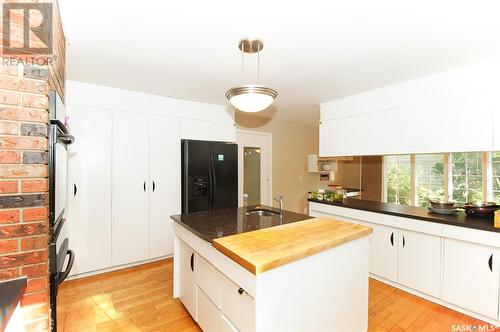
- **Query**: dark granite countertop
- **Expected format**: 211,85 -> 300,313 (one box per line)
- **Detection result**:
0,277 -> 27,331
308,198 -> 500,233
171,205 -> 313,242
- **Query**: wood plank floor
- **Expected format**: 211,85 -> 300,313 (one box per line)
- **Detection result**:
58,258 -> 493,331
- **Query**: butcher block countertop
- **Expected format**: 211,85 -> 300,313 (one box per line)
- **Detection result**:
212,217 -> 373,274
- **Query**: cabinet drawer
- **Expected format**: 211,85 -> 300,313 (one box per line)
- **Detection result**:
221,314 -> 238,332
195,255 -> 222,308
221,276 -> 255,332
197,288 -> 222,332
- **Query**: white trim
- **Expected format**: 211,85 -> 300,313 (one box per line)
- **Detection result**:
65,255 -> 171,281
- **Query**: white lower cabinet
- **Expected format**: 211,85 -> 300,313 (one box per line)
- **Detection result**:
197,288 -> 222,332
309,202 -> 500,324
398,230 -> 441,297
178,240 -> 197,320
442,238 -> 499,319
221,276 -> 255,332
178,237 -> 256,332
368,223 -> 398,282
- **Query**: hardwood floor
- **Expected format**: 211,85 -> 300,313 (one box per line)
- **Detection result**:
58,259 -> 491,332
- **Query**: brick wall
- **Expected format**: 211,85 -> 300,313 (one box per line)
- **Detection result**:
0,0 -> 65,331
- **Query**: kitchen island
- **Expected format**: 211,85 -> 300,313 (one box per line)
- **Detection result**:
171,206 -> 372,331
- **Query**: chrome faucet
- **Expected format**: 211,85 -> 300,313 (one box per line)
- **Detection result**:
274,195 -> 284,215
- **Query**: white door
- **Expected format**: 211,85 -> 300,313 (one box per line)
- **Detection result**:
398,230 -> 441,297
113,112 -> 150,265
179,239 -> 197,320
368,223 -> 398,282
65,106 -> 112,275
149,116 -> 180,258
236,130 -> 272,206
442,238 -> 499,319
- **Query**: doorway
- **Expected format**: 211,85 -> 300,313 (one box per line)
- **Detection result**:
236,130 -> 272,206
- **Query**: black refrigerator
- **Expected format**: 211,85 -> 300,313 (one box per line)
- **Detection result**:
181,140 -> 238,213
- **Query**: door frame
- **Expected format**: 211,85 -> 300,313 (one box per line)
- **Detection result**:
236,129 -> 273,206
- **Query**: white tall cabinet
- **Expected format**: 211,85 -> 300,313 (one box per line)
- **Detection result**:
64,106 -> 113,275
149,116 -> 181,258
113,112 -> 151,265
113,113 -> 180,265
64,80 -> 235,277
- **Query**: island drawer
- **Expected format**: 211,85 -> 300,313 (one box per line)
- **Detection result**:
195,255 -> 223,308
221,275 -> 255,331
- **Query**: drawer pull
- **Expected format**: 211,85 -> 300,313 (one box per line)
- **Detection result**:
190,253 -> 194,272
390,232 -> 394,246
238,287 -> 244,295
489,254 -> 493,272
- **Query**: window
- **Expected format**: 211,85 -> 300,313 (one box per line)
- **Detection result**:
384,155 -> 411,205
450,152 -> 483,204
415,154 -> 445,207
492,152 -> 500,204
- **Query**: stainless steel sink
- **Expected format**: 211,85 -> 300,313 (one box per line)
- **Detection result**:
246,208 -> 281,217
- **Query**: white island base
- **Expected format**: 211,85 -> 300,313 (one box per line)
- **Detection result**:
173,223 -> 370,331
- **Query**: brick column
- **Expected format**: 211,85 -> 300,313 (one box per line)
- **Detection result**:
0,0 -> 65,330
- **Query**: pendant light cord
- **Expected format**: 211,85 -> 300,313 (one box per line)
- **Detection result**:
241,42 -> 245,85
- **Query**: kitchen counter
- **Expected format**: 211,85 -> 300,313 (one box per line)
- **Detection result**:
170,205 -> 312,242
308,198 -> 500,233
0,277 -> 27,331
213,217 -> 372,274
172,206 -> 372,331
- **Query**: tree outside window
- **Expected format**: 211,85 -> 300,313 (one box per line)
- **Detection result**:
415,154 -> 445,207
492,152 -> 500,204
384,155 -> 411,205
450,152 -> 483,204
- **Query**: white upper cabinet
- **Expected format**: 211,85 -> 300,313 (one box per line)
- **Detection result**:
319,59 -> 499,156
149,116 -> 180,258
113,112 -> 150,265
65,106 -> 113,275
180,118 -> 236,142
494,99 -> 500,151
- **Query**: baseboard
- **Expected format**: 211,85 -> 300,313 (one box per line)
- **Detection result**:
65,255 -> 172,281
370,274 -> 500,327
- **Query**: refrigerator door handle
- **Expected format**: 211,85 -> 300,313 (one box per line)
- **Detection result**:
208,153 -> 214,209
211,154 -> 216,209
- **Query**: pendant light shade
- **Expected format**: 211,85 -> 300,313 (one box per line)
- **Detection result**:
226,38 -> 277,113
225,85 -> 278,113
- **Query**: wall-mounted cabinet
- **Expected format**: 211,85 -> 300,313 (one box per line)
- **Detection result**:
320,93 -> 494,157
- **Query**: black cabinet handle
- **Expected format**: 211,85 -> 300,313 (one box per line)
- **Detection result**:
238,287 -> 244,295
489,254 -> 493,272
402,235 -> 406,248
152,181 -> 156,192
390,232 -> 394,246
73,183 -> 77,197
190,253 -> 194,272
143,181 -> 146,192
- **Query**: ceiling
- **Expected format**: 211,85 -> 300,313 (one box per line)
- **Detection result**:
58,0 -> 500,126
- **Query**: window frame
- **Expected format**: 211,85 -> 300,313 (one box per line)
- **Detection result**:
383,151 -> 495,206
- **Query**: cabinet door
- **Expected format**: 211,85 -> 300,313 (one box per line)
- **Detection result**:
178,239 -> 197,320
368,223 -> 398,282
149,116 -> 180,258
113,112 -> 150,265
197,287 -> 222,332
398,230 -> 441,297
64,106 -> 112,275
442,238 -> 499,319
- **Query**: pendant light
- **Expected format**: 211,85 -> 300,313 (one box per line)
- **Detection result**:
225,38 -> 278,113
